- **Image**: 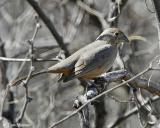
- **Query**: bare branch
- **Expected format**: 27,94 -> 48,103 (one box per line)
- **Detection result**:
77,0 -> 108,30
16,18 -> 41,125
151,0 -> 160,52
48,66 -> 152,128
16,64 -> 34,124
100,69 -> 160,95
108,95 -> 160,128
108,0 -> 128,27
0,57 -> 60,62
26,0 -> 70,56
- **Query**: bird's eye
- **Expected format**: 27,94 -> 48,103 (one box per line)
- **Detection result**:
114,32 -> 119,36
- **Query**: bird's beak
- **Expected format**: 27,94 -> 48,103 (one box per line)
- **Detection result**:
122,35 -> 129,43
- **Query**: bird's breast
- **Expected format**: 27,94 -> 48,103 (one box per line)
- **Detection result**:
80,51 -> 117,79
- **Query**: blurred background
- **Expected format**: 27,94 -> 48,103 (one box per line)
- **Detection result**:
0,0 -> 159,128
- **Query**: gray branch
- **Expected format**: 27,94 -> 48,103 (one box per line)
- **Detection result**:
26,0 -> 70,56
152,0 -> 160,52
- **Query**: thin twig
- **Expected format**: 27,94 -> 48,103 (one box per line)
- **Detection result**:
108,0 -> 128,27
145,0 -> 155,13
151,0 -> 160,53
16,64 -> 34,124
10,70 -> 49,87
0,57 -> 60,62
16,18 -> 41,125
26,0 -> 70,56
108,95 -> 160,128
77,0 -> 108,29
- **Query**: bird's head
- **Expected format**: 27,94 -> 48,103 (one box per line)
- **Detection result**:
96,28 -> 129,45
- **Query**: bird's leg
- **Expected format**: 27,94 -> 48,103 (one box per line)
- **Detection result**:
93,77 -> 109,93
93,77 -> 106,84
73,76 -> 109,108
86,82 -> 98,100
73,80 -> 98,108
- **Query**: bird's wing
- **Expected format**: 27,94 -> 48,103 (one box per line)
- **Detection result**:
48,40 -> 106,74
48,53 -> 79,75
63,45 -> 117,82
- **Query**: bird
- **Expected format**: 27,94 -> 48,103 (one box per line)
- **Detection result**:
12,28 -> 129,86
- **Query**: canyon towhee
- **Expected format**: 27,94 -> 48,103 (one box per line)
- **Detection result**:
12,28 -> 129,86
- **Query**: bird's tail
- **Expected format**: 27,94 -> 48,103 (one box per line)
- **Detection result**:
11,70 -> 50,87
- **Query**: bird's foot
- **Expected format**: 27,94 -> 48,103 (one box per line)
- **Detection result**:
93,77 -> 106,84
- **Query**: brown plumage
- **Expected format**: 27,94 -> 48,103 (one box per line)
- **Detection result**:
48,28 -> 129,82
12,28 -> 129,86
